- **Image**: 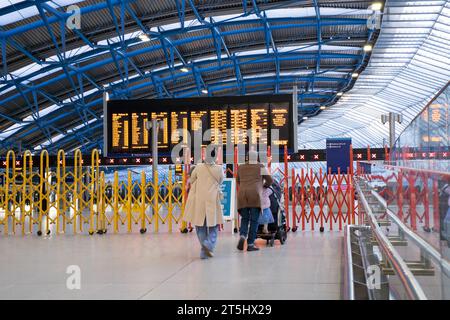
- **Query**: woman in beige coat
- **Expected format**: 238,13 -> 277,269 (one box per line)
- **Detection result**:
183,155 -> 224,259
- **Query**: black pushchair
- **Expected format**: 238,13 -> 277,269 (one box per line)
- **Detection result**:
257,181 -> 288,246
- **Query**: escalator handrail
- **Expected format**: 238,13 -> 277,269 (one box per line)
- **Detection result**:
356,181 -> 428,300
344,225 -> 355,300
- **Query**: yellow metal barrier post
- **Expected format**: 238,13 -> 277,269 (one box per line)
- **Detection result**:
127,170 -> 132,233
73,149 -> 83,234
168,169 -> 173,233
153,169 -> 159,232
89,149 -> 100,235
56,150 -> 66,234
98,171 -> 107,234
139,171 -> 147,234
4,151 -> 16,235
21,150 -> 33,235
38,150 -> 51,236
113,171 -> 119,233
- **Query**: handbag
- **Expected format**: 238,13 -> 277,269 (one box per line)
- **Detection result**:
204,164 -> 224,201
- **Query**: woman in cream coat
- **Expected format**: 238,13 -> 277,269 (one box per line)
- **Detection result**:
183,156 -> 224,259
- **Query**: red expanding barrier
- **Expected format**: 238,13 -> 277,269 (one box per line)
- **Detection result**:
290,168 -> 355,232
183,145 -> 360,233
357,162 -> 450,233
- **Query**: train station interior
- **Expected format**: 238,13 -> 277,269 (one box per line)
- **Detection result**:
0,0 -> 449,301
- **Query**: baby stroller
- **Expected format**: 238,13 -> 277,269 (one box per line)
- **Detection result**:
257,181 -> 288,246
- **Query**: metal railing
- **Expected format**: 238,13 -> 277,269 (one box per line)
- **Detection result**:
355,179 -> 428,300
344,224 -> 355,300
370,188 -> 450,278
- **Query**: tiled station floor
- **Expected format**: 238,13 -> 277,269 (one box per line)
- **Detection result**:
0,229 -> 343,300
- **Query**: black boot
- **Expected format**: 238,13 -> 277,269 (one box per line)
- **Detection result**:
237,236 -> 245,251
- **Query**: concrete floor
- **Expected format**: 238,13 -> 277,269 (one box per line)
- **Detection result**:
0,230 -> 343,300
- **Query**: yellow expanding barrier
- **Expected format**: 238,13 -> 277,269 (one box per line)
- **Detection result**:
0,149 -> 185,236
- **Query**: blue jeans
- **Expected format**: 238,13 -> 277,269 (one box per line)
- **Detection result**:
239,207 -> 260,246
195,220 -> 218,258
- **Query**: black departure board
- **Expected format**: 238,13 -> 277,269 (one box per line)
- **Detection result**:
151,112 -> 169,149
249,104 -> 268,145
271,104 -> 290,146
171,110 -> 189,145
111,113 -> 130,153
229,106 -> 248,146
105,95 -> 296,156
131,112 -> 149,150
210,109 -> 228,145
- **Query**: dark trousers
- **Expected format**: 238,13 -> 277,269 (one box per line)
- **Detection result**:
239,207 -> 260,246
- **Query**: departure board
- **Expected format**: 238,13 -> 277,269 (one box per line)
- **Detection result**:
111,113 -> 130,152
271,104 -> 290,146
171,111 -> 189,145
249,105 -> 268,145
210,109 -> 227,144
151,112 -> 169,149
190,110 -> 208,145
105,95 -> 296,156
131,112 -> 149,150
230,106 -> 248,145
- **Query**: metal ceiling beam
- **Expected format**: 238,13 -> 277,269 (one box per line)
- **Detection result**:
0,1 -> 377,152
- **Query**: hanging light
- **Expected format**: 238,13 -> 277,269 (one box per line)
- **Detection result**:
371,2 -> 383,11
352,72 -> 359,78
201,89 -> 208,94
363,44 -> 373,52
139,34 -> 150,42
180,67 -> 189,73
320,106 -> 326,110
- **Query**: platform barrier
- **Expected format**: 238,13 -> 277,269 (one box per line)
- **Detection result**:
0,147 -> 362,236
0,149 -> 186,236
357,161 -> 450,234
289,168 -> 356,232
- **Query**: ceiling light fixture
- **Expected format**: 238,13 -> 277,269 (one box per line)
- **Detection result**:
363,44 -> 373,52
337,92 -> 343,96
302,116 -> 308,120
180,67 -> 189,73
352,72 -> 359,78
201,89 -> 208,94
320,106 -> 326,110
139,34 -> 150,42
371,3 -> 383,11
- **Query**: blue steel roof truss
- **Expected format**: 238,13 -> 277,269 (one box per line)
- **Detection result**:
0,0 -> 379,153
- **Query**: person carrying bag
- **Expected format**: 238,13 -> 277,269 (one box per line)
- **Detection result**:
183,151 -> 224,259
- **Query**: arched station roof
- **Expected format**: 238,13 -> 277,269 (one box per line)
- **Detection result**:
1,0 -> 448,153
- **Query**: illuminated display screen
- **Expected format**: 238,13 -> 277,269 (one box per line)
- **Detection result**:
190,110 -> 208,146
171,111 -> 189,145
131,112 -> 149,150
230,106 -> 248,145
105,95 -> 295,156
111,113 -> 130,152
271,104 -> 290,146
249,105 -> 268,145
151,112 -> 169,149
210,109 -> 228,145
